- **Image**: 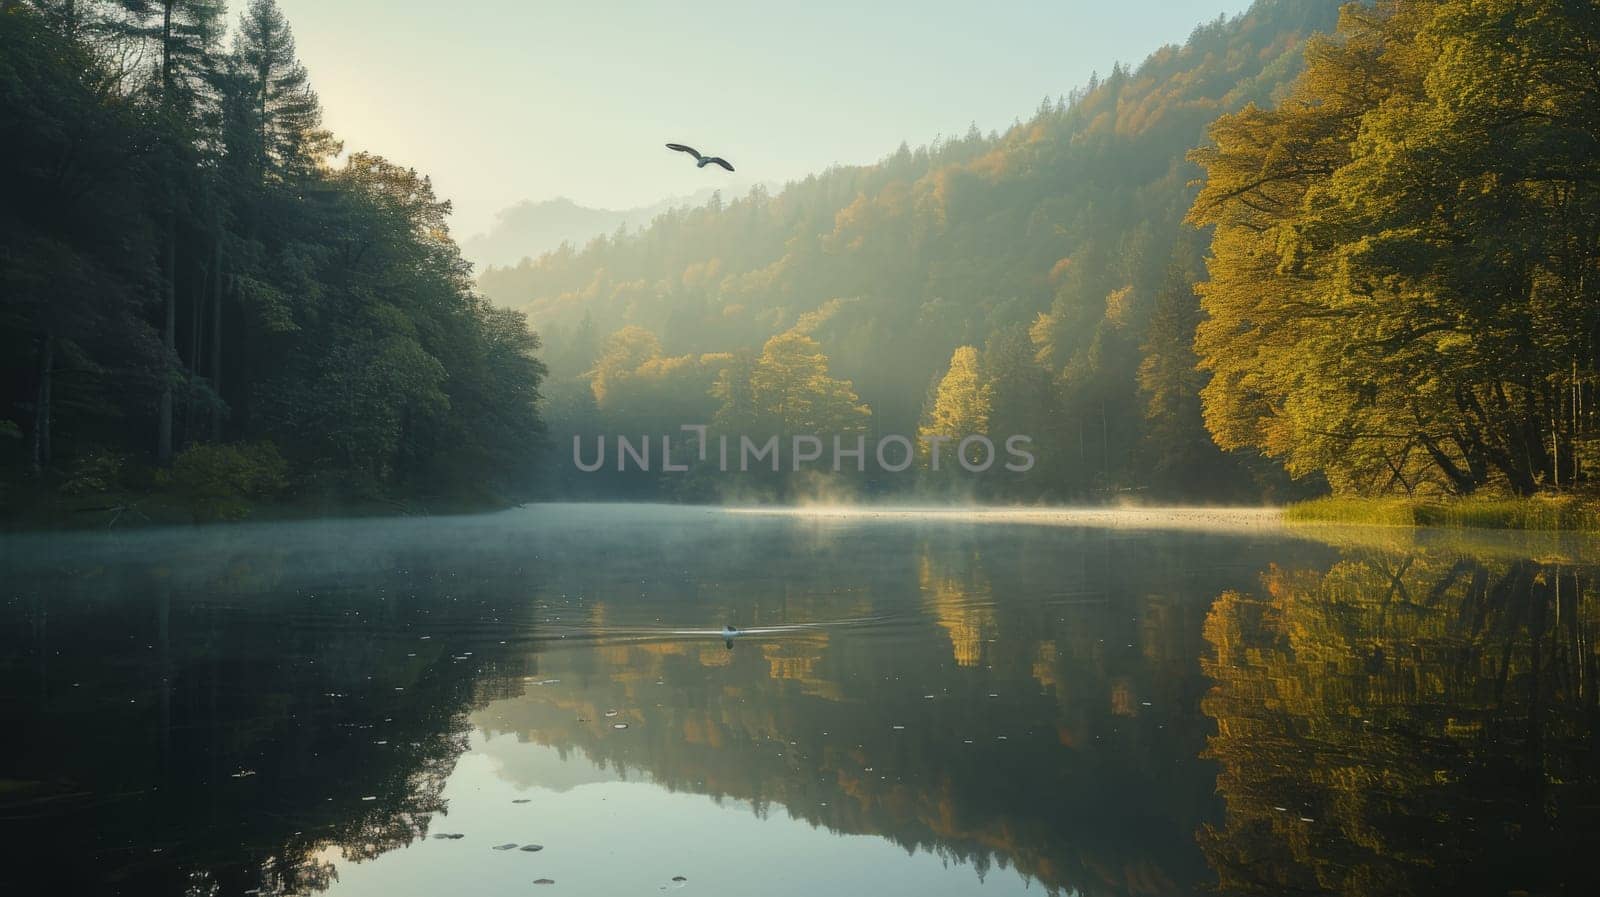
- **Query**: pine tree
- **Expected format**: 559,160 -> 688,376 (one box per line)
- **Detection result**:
117,0 -> 225,462
232,0 -> 336,182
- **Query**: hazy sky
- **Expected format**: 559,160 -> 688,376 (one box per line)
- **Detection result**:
273,0 -> 1256,239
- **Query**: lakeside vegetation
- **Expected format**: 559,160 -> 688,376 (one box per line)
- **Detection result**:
1285,496 -> 1600,533
1,1 -> 545,525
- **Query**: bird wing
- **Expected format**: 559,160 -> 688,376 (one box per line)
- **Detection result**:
705,157 -> 735,172
665,143 -> 702,160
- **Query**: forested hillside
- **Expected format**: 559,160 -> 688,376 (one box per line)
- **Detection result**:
481,0 -> 1343,502
1,1 -> 546,521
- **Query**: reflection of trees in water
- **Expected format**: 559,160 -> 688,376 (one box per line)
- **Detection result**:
478,532 -> 1300,897
6,515 -> 1377,897
918,553 -> 996,668
1201,551 -> 1600,896
0,536 -> 536,896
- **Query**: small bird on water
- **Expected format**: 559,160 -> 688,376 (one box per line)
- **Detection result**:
666,143 -> 735,172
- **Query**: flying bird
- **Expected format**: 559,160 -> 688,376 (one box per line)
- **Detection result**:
666,143 -> 735,172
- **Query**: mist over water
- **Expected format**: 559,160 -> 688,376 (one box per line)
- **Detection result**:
4,505 -> 1597,895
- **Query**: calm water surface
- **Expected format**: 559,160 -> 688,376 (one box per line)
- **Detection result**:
3,504 -> 1599,896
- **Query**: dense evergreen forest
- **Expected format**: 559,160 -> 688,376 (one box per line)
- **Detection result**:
485,0 -> 1600,506
1,0 -> 545,522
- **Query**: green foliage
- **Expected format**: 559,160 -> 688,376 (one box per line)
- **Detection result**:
58,450 -> 125,496
0,1 -> 546,513
161,441 -> 287,521
1191,0 -> 1600,498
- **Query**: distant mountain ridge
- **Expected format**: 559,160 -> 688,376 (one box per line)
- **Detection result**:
464,189 -> 729,270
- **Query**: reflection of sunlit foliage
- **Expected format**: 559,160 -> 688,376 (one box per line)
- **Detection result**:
917,553 -> 996,667
472,531 -> 1297,897
1201,551 -> 1600,896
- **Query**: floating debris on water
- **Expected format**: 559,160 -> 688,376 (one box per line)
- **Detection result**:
493,843 -> 518,851
512,799 -> 532,804
520,844 -> 544,852
612,723 -> 629,730
533,879 -> 555,885
432,833 -> 466,840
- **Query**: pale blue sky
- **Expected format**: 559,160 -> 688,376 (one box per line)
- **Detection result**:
273,0 -> 1256,239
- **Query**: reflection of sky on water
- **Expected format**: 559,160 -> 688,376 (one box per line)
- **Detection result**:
322,732 -> 1041,897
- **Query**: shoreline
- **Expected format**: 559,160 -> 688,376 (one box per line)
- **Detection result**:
0,490 -> 513,534
1283,496 -> 1600,533
9,494 -> 1600,537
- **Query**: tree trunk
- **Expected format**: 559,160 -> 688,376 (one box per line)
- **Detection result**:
158,209 -> 176,464
184,256 -> 201,446
156,1 -> 177,464
210,222 -> 224,441
30,332 -> 53,476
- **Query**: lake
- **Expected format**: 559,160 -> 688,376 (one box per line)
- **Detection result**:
3,504 -> 1599,896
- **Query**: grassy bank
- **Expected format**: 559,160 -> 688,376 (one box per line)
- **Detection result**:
0,485 -> 514,532
1284,496 -> 1600,532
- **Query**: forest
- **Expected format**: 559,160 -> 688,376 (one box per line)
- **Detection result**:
0,0 -> 546,522
7,0 -> 1600,517
484,0 -> 1600,507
